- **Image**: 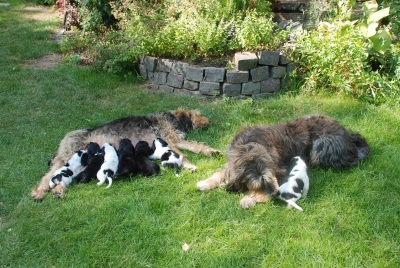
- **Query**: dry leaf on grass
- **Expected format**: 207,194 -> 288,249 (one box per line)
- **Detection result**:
182,243 -> 190,251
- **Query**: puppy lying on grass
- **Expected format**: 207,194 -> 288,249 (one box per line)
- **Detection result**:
278,156 -> 309,211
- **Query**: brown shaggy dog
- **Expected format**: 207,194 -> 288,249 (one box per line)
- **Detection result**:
32,109 -> 220,201
197,114 -> 370,209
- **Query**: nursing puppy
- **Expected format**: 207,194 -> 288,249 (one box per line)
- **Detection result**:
75,142 -> 104,183
115,138 -> 138,178
49,150 -> 87,197
135,141 -> 160,177
278,156 -> 309,211
150,138 -> 183,176
97,143 -> 119,188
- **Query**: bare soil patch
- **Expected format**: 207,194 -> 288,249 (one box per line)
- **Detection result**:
14,6 -> 64,69
24,53 -> 62,69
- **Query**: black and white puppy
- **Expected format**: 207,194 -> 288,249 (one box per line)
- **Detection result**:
96,143 -> 119,189
150,138 -> 183,176
49,150 -> 88,189
115,138 -> 138,178
278,156 -> 309,211
135,140 -> 160,177
75,142 -> 104,183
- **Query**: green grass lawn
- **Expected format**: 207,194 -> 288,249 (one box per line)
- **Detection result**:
1,2 -> 400,267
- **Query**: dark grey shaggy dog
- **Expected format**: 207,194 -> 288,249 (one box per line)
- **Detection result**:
32,110 -> 220,200
197,114 -> 370,209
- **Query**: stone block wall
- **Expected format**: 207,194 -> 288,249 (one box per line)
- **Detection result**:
139,51 -> 299,98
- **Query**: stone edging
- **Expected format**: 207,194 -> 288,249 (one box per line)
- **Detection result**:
139,51 -> 299,98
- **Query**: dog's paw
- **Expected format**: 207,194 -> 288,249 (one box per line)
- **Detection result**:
240,196 -> 256,209
197,180 -> 210,191
183,162 -> 198,172
52,184 -> 66,198
31,189 -> 45,202
206,148 -> 222,157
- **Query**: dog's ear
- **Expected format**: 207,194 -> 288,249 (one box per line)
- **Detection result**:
157,138 -> 169,147
81,153 -> 89,166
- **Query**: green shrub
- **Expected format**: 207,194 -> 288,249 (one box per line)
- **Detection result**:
114,0 -> 285,59
78,0 -> 119,33
290,20 -> 399,105
33,0 -> 56,5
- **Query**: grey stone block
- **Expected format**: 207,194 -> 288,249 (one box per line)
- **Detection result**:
223,83 -> 242,97
171,61 -> 188,75
253,92 -> 276,99
158,85 -> 174,93
199,82 -> 221,96
153,72 -> 167,85
242,81 -> 260,95
205,67 -> 225,82
260,78 -> 280,93
145,56 -> 158,71
270,66 -> 286,78
139,64 -> 147,79
147,71 -> 154,82
234,52 -> 258,70
157,59 -> 174,72
226,70 -> 249,83
167,73 -> 184,88
140,55 -> 146,64
183,80 -> 199,91
258,51 -> 280,66
174,88 -> 202,96
250,66 -> 269,82
279,55 -> 292,65
186,66 -> 204,82
286,62 -> 300,73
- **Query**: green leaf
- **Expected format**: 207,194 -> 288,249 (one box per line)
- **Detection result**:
362,1 -> 378,16
369,29 -> 392,54
367,7 -> 390,24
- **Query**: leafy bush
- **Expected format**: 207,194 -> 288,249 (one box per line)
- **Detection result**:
113,0 -> 285,59
55,0 -> 118,32
33,0 -> 56,5
78,0 -> 119,33
290,19 -> 399,105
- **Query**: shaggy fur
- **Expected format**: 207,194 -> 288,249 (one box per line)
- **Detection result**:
75,142 -> 104,183
278,156 -> 309,211
135,141 -> 160,177
197,114 -> 370,209
115,138 -> 138,178
49,150 -> 87,197
32,109 -> 219,200
150,138 -> 183,176
97,143 -> 119,189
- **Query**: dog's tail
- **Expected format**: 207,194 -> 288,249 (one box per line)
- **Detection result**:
311,133 -> 370,169
105,176 -> 113,189
285,199 -> 303,211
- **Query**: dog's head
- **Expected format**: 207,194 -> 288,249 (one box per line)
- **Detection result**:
172,109 -> 209,130
135,141 -> 152,156
118,138 -> 135,154
86,142 -> 101,157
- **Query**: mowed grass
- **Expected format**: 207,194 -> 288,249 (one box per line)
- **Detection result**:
1,2 -> 400,267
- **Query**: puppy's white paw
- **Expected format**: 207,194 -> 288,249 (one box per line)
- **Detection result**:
197,180 -> 210,191
240,196 -> 256,209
